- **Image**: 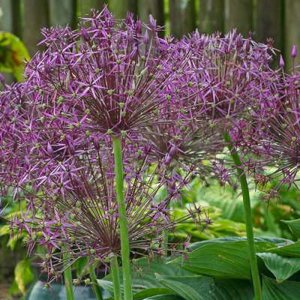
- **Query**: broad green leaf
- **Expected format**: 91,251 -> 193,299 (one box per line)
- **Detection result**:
105,257 -> 193,289
262,276 -> 300,300
25,281 -> 97,300
268,241 -> 300,257
282,219 -> 300,238
188,237 -> 288,251
213,279 -> 253,300
97,279 -> 163,299
134,288 -> 175,300
0,224 -> 10,236
257,253 -> 300,282
15,259 -> 34,294
156,275 -> 214,300
177,238 -> 280,279
74,256 -> 89,278
156,275 -> 253,300
143,296 -> 183,300
0,32 -> 30,81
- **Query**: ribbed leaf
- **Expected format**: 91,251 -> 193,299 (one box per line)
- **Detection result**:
282,219 -> 300,238
156,275 -> 253,300
178,238 -> 279,279
143,296 -> 183,300
156,275 -> 214,300
213,279 -> 253,300
262,276 -> 300,300
258,253 -> 300,282
268,241 -> 300,257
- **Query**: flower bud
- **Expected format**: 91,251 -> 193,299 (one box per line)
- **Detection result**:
291,45 -> 298,58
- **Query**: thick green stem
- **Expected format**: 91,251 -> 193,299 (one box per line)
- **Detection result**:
89,265 -> 103,300
63,252 -> 75,300
224,133 -> 262,300
112,136 -> 133,300
111,255 -> 121,300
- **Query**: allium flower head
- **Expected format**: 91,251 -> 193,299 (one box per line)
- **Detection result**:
184,30 -> 278,123
13,143 -> 205,282
24,8 -> 190,139
260,71 -> 300,188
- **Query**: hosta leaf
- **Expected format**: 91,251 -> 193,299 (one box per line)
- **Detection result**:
0,32 -> 30,81
0,224 -> 10,236
268,241 -> 300,257
134,288 -> 175,300
156,275 -> 253,300
262,276 -> 300,300
177,238 -> 279,279
213,279 -> 253,300
156,275 -> 215,300
15,259 -> 34,294
257,253 -> 300,282
97,279 -> 173,300
74,256 -> 89,278
282,219 -> 300,238
143,296 -> 183,300
105,257 -> 193,289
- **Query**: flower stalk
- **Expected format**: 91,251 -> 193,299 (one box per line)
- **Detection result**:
224,132 -> 262,300
112,136 -> 133,300
111,255 -> 121,300
89,265 -> 103,300
63,252 -> 75,300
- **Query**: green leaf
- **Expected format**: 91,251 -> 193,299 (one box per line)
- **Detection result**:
268,241 -> 300,257
143,296 -> 183,300
14,259 -> 35,294
156,275 -> 214,300
0,32 -> 30,81
74,256 -> 89,278
213,279 -> 253,300
0,224 -> 10,236
262,276 -> 300,300
282,219 -> 300,238
177,238 -> 279,279
257,253 -> 300,282
105,257 -> 193,290
134,288 -> 175,300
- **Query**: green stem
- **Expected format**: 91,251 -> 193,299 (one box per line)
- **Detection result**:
63,252 -> 75,300
112,136 -> 133,300
111,255 -> 121,300
89,265 -> 103,300
224,132 -> 262,300
162,230 -> 168,256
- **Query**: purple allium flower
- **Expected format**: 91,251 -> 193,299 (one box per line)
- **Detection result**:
1,9 -> 210,284
184,30 -> 278,123
259,71 -> 300,188
23,8 -> 190,140
12,142 -> 205,282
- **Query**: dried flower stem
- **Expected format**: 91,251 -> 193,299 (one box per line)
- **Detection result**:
112,136 -> 133,300
111,255 -> 121,300
89,265 -> 103,300
63,252 -> 75,300
224,132 -> 262,300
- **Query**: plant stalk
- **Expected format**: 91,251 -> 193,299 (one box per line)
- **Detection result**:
111,255 -> 121,300
63,252 -> 75,300
89,265 -> 103,300
112,136 -> 133,300
224,132 -> 262,300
